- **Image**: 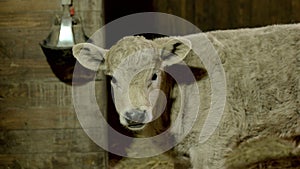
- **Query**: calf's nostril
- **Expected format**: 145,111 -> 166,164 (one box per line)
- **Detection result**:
125,111 -> 146,124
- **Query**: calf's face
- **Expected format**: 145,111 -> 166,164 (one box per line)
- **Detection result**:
110,65 -> 168,130
72,36 -> 191,131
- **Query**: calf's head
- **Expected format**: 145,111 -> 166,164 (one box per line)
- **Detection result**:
73,36 -> 191,131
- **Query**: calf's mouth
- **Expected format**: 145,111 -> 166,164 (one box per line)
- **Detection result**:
126,120 -> 145,130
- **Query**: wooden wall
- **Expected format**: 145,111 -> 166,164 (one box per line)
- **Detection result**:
105,0 -> 300,32
153,0 -> 300,31
1,0 -> 299,168
105,0 -> 300,34
0,0 -> 107,169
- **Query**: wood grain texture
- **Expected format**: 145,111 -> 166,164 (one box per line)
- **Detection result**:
0,129 -> 103,154
153,0 -> 300,31
0,0 -> 107,168
0,0 -> 61,13
0,107 -> 79,130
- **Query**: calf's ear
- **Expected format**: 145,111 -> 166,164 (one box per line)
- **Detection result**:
72,43 -> 108,71
154,37 -> 192,67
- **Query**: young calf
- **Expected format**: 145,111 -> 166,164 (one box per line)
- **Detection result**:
73,24 -> 300,168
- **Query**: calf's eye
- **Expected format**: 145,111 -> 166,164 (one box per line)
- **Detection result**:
151,73 -> 158,81
111,77 -> 117,84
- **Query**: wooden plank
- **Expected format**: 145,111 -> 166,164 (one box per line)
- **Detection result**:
0,152 -> 107,169
78,11 -> 103,36
0,81 -> 107,130
228,0 -> 240,29
184,0 -> 195,25
0,0 -> 61,13
194,0 -> 213,31
180,0 -> 187,19
0,59 -> 59,81
250,0 -> 271,27
152,0 -> 198,35
0,58 -> 105,81
214,0 -> 230,30
0,13 -> 55,59
291,0 -> 300,23
0,80 -> 106,107
76,0 -> 103,11
0,107 -> 80,130
0,81 -> 72,107
0,129 -> 104,154
0,38 -> 25,59
153,0 -> 169,14
0,12 -> 55,29
153,0 -> 300,32
237,0 -> 252,28
270,0 -> 292,24
171,0 -> 188,34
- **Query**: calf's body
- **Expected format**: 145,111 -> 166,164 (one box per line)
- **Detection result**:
73,24 -> 300,168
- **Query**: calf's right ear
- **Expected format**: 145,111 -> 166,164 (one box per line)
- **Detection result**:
72,43 -> 108,71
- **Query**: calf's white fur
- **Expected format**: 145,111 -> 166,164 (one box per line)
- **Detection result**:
73,24 -> 300,168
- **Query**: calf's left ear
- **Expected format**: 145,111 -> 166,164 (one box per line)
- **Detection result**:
154,37 -> 192,67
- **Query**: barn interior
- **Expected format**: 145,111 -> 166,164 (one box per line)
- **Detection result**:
0,0 -> 299,168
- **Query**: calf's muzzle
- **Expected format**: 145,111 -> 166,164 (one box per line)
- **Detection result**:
124,110 -> 147,129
